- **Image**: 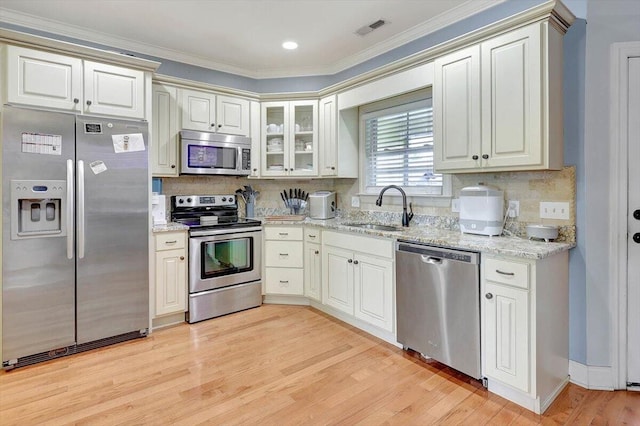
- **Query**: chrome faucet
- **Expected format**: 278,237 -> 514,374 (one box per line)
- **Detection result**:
375,185 -> 414,227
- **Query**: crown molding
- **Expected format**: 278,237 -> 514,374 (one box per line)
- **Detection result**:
0,1 -> 506,79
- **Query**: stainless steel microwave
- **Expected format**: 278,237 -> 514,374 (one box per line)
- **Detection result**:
179,130 -> 251,176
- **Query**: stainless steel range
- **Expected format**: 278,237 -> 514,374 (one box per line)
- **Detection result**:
171,195 -> 262,323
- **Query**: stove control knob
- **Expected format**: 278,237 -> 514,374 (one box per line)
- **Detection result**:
228,196 -> 234,203
221,197 -> 227,202
186,197 -> 192,203
178,198 -> 184,204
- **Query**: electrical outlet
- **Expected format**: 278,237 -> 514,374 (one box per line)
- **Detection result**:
539,201 -> 570,220
351,196 -> 360,208
508,200 -> 519,218
451,198 -> 460,213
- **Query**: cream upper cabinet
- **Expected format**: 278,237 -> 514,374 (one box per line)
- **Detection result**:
434,21 -> 564,173
180,88 -> 250,135
5,45 -> 83,111
4,45 -> 145,119
83,61 -> 145,119
319,95 -> 338,177
261,100 -> 318,177
151,83 -> 179,176
181,88 -> 217,132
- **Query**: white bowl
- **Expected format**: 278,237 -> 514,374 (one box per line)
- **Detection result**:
526,224 -> 559,241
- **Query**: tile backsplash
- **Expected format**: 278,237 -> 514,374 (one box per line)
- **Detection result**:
159,166 -> 576,243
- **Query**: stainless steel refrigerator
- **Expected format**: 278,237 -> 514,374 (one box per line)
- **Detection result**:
2,105 -> 149,369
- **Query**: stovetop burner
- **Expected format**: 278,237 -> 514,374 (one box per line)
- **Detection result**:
170,194 -> 261,233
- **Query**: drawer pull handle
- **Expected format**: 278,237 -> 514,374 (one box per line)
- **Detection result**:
165,240 -> 177,244
496,269 -> 515,276
279,253 -> 289,256
308,234 -> 316,238
279,280 -> 289,284
278,232 -> 289,236
485,293 -> 493,299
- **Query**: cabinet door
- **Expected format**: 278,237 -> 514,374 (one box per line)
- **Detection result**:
181,89 -> 217,131
151,84 -> 179,176
353,254 -> 394,332
483,281 -> 530,392
289,100 -> 318,177
433,45 -> 481,172
323,246 -> 354,314
481,24 -> 542,169
5,45 -> 82,112
304,242 -> 321,302
216,95 -> 250,135
319,95 -> 338,176
155,248 -> 187,317
261,102 -> 289,176
83,61 -> 145,119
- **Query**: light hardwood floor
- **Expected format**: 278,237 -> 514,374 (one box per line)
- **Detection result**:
1,305 -> 638,425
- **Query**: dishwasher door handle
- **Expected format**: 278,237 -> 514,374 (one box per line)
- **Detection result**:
421,255 -> 443,265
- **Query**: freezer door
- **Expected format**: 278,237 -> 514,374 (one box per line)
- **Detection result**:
75,116 -> 149,344
2,106 -> 76,362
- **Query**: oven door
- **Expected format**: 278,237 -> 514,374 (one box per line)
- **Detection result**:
189,227 -> 262,293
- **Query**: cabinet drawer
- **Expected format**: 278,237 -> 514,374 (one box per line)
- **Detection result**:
265,268 -> 304,295
484,258 -> 530,289
323,231 -> 393,259
265,241 -> 303,267
155,232 -> 186,251
264,226 -> 303,241
304,228 -> 321,243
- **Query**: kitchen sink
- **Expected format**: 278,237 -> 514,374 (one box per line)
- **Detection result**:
342,223 -> 402,232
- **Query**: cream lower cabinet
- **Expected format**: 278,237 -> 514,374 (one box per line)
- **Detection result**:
322,231 -> 394,333
481,252 -> 569,414
264,226 -> 304,296
304,228 -> 322,302
434,20 -> 565,173
154,231 -> 187,317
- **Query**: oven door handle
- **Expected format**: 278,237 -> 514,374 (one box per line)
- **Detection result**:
189,226 -> 263,237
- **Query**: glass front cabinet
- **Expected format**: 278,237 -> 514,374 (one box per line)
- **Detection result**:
261,100 -> 318,177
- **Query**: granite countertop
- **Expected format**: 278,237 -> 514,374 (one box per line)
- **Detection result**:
152,222 -> 189,233
262,217 -> 574,260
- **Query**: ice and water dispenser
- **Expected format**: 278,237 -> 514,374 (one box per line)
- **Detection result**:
11,180 -> 67,239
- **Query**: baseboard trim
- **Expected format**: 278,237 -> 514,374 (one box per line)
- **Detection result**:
569,360 -> 614,390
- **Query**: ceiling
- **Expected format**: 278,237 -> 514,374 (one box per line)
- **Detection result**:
0,0 -> 505,79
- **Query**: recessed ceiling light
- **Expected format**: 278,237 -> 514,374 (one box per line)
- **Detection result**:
282,41 -> 298,50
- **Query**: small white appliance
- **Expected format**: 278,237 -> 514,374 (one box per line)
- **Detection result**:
151,194 -> 167,225
308,191 -> 336,219
459,185 -> 504,236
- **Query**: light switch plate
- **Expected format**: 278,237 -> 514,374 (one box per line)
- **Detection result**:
451,198 -> 460,213
351,196 -> 360,208
540,201 -> 570,220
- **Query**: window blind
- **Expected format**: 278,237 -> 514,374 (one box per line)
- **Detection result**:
363,99 -> 441,191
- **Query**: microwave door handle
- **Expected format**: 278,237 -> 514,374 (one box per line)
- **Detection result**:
66,159 -> 74,259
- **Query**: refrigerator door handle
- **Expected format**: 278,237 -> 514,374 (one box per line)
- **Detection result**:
66,159 -> 75,259
78,160 -> 85,259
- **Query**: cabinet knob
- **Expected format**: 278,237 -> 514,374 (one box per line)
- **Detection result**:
253,168 -> 258,172
218,124 -> 222,128
482,154 -> 489,159
73,98 -> 79,104
634,233 -> 640,244
353,260 -> 359,265
284,168 -> 289,172
211,123 -> 215,127
485,293 -> 493,299
634,209 -> 640,220
472,155 -> 479,160
331,166 -> 335,170
314,250 -> 319,254
171,164 -> 176,169
179,256 -> 184,261
86,100 -> 92,106
348,259 -> 353,263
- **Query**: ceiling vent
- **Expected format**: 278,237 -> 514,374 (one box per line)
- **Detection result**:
355,19 -> 388,36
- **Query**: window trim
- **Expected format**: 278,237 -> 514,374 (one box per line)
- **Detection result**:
358,89 -> 451,199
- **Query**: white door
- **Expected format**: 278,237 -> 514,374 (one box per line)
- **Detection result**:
155,249 -> 187,317
323,246 -> 354,314
627,56 -> 640,386
181,89 -> 216,132
353,254 -> 393,332
216,95 -> 249,135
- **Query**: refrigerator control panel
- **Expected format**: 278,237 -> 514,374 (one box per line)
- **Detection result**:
10,179 -> 67,240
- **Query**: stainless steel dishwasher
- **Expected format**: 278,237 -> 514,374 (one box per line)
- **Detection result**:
395,240 -> 481,379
